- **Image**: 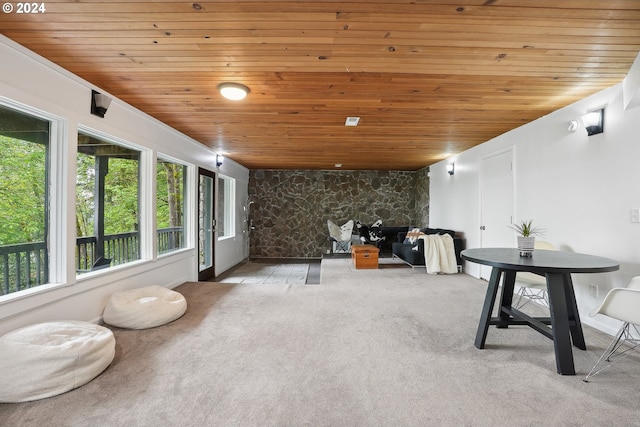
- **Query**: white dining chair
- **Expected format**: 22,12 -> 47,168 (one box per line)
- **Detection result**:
583,276 -> 640,382
513,241 -> 557,309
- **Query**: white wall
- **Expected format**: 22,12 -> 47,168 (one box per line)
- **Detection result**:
429,53 -> 640,335
216,168 -> 250,273
0,36 -> 249,334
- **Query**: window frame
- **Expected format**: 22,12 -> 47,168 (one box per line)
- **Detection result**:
0,97 -> 66,301
75,126 -> 149,276
156,154 -> 188,256
217,174 -> 236,240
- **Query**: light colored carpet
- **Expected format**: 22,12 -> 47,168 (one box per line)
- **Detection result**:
1,258 -> 638,426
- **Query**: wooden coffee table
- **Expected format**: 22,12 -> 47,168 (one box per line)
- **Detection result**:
351,244 -> 379,269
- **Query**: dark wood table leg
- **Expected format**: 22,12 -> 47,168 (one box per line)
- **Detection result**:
562,274 -> 586,350
546,273 -> 576,375
475,267 -> 502,349
496,270 -> 516,328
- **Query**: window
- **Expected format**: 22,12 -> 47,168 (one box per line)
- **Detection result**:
156,158 -> 186,254
76,132 -> 141,273
0,105 -> 50,296
218,175 -> 235,239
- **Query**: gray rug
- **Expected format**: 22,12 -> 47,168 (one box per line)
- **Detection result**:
1,258 -> 638,426
216,261 -> 310,284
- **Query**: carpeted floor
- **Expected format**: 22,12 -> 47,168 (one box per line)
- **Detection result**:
1,258 -> 638,426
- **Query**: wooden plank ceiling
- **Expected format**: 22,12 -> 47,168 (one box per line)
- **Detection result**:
1,1 -> 640,170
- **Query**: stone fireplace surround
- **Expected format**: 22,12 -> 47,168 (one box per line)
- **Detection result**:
248,168 -> 429,259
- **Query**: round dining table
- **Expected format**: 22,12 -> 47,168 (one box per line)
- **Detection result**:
462,247 -> 619,375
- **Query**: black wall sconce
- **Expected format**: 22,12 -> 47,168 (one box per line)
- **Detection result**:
216,154 -> 224,167
91,90 -> 112,118
582,108 -> 604,136
447,161 -> 455,175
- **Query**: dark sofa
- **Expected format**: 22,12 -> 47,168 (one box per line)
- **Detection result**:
355,224 -> 408,254
379,226 -> 409,253
391,227 -> 465,269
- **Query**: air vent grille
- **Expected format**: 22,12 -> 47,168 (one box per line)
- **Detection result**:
345,117 -> 360,126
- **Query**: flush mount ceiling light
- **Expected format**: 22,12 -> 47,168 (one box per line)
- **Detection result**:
218,82 -> 250,101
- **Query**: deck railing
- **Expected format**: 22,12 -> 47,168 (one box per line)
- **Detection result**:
1,227 -> 184,296
0,242 -> 48,296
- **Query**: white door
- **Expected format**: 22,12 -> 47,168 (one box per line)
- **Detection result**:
479,148 -> 514,280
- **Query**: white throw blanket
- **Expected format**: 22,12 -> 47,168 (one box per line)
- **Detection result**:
419,234 -> 458,274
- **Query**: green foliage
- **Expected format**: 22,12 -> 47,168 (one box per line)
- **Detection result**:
104,158 -> 139,234
0,135 -> 46,245
76,145 -> 140,237
2,117 -> 183,290
3,129 -> 184,257
76,153 -> 94,237
509,219 -> 545,237
156,161 -> 184,229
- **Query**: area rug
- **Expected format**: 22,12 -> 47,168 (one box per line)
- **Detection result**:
216,261 -> 310,284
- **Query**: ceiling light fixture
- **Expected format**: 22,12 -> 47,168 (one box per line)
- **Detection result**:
218,82 -> 250,101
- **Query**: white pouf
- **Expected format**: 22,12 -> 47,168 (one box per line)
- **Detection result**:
103,285 -> 187,329
0,320 -> 115,403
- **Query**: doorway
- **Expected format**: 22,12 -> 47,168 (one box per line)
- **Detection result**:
479,148 -> 514,280
198,168 -> 216,281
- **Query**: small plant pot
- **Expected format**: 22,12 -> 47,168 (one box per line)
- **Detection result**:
517,236 -> 535,257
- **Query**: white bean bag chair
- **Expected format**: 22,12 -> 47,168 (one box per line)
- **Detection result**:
0,320 -> 115,403
103,285 -> 187,329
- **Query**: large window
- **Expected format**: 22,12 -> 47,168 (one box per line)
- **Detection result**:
218,175 -> 236,239
0,105 -> 50,296
76,132 -> 141,273
156,158 -> 186,254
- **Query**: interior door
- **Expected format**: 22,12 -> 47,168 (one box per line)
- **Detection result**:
198,168 -> 216,281
479,148 -> 514,280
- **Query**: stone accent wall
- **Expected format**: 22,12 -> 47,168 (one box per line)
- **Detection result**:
414,166 -> 430,226
248,169 -> 430,258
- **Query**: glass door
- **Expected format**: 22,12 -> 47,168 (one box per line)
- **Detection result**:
198,168 -> 216,280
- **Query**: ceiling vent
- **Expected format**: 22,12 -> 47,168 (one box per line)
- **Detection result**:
345,117 -> 360,126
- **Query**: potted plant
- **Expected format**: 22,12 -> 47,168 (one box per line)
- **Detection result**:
509,220 -> 544,257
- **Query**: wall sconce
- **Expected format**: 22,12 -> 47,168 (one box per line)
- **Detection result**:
218,82 -> 250,101
447,162 -> 455,175
216,154 -> 224,167
582,108 -> 604,136
90,90 -> 112,118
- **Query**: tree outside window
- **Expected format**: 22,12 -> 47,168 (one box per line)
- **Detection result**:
157,158 -> 186,254
0,105 -> 49,295
76,133 -> 140,273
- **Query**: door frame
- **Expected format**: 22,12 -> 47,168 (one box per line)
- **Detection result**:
197,167 -> 216,281
479,147 -> 515,280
